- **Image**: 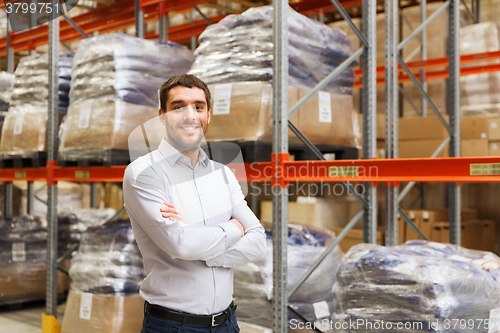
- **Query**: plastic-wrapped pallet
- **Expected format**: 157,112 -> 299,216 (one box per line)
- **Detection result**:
58,208 -> 116,255
0,53 -> 73,156
190,5 -> 356,94
68,220 -> 145,295
234,223 -> 343,329
460,21 -> 500,117
333,241 -> 500,333
189,6 -> 360,147
59,34 -> 194,162
61,220 -> 145,333
0,71 -> 14,113
0,215 -> 70,302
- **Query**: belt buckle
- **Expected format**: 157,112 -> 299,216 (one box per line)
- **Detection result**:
211,314 -> 219,327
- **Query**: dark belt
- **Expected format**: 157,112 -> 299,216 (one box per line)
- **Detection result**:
145,301 -> 237,327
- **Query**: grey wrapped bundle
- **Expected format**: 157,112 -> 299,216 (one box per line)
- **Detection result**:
69,221 -> 145,296
234,224 -> 343,329
334,241 -> 500,333
0,215 -> 47,266
0,71 -> 14,112
189,5 -> 357,95
58,208 -> 116,255
70,33 -> 194,107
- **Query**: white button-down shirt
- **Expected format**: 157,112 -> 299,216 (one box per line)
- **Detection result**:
123,139 -> 266,315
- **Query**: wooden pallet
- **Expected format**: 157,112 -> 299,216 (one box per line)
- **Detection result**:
0,152 -> 47,169
58,149 -> 130,167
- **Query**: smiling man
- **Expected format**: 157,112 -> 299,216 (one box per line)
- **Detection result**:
123,74 -> 267,333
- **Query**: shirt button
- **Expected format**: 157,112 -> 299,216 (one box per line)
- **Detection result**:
217,294 -> 220,298
213,261 -> 217,265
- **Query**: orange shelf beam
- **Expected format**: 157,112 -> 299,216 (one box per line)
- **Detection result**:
53,166 -> 126,182
0,167 -> 47,182
233,157 -> 500,183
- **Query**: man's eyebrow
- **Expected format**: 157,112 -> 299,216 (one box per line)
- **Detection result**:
194,101 -> 207,105
170,100 -> 186,105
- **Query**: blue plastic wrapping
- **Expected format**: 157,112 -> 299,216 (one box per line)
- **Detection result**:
0,71 -> 14,112
69,220 -> 145,296
69,33 -> 194,107
334,241 -> 500,333
188,5 -> 357,95
234,223 -> 343,329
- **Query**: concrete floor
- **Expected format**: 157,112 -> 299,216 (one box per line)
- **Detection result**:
0,300 -> 66,333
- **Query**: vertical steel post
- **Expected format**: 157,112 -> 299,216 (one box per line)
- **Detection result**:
159,2 -> 169,42
190,11 -> 196,52
385,0 -> 399,246
27,182 -> 35,215
420,0 -> 428,209
361,0 -> 377,244
90,183 -> 98,208
5,183 -> 13,218
272,0 -> 288,332
135,0 -> 144,38
448,0 -> 461,245
6,13 -> 14,73
473,0 -> 481,23
46,0 -> 59,317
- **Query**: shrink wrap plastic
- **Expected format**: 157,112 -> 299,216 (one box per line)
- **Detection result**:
189,5 -> 357,95
234,223 -> 343,329
59,34 -> 194,160
334,241 -> 500,332
0,71 -> 14,112
69,221 -> 145,296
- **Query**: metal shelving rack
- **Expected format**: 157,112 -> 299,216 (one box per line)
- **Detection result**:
1,0 -> 500,333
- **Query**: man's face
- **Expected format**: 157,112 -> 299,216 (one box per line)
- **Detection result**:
159,86 -> 211,152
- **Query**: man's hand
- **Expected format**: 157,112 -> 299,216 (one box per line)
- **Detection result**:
160,202 -> 187,224
230,219 -> 245,237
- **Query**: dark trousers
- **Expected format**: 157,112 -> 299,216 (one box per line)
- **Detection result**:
141,306 -> 240,333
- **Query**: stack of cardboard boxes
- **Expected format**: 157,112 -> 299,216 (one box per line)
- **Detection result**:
398,208 -> 495,252
461,116 -> 500,156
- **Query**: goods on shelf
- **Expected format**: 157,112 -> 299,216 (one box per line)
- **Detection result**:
59,33 -> 194,161
0,215 -> 70,302
58,208 -> 116,255
62,220 -> 145,332
460,21 -> 500,117
233,223 -> 343,329
0,71 -> 14,113
68,220 -> 145,295
189,5 -> 357,95
61,290 -> 144,333
334,241 -> 500,332
0,53 -> 73,156
205,81 -> 360,147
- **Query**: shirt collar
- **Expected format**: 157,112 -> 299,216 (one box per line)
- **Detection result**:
158,139 -> 209,168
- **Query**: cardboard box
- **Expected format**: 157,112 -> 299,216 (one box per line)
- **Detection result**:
461,117 -> 500,140
0,260 -> 71,301
399,139 -> 449,158
356,113 -> 386,140
430,220 -> 493,252
260,198 -> 362,230
61,290 -> 144,333
462,139 -> 489,157
399,210 -> 422,243
206,82 -> 359,147
328,227 -> 384,253
490,141 -> 500,156
399,116 -> 450,140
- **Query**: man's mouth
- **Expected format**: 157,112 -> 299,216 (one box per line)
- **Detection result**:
180,125 -> 199,133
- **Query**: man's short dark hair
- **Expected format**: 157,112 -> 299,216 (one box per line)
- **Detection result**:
159,75 -> 211,112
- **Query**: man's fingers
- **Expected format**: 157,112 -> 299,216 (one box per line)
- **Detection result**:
160,206 -> 176,212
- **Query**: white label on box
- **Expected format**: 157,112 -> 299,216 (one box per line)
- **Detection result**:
409,211 -> 415,219
313,301 -> 331,319
488,307 -> 500,333
422,211 -> 430,219
78,101 -> 92,129
492,122 -> 498,129
481,132 -> 487,139
318,91 -> 332,123
12,242 -> 26,262
212,84 -> 232,115
79,292 -> 93,320
493,144 -> 499,150
13,112 -> 24,135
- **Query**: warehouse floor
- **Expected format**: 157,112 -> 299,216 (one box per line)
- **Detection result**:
0,301 -> 66,333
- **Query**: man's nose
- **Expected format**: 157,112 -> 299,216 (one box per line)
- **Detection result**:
184,104 -> 198,119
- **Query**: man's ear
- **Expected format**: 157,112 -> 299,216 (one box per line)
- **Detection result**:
207,108 -> 211,124
159,108 -> 166,126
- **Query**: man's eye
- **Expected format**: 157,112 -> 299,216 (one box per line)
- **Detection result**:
174,106 -> 185,111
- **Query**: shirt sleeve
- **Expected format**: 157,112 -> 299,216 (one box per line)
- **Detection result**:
123,162 -> 241,261
205,166 -> 267,268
